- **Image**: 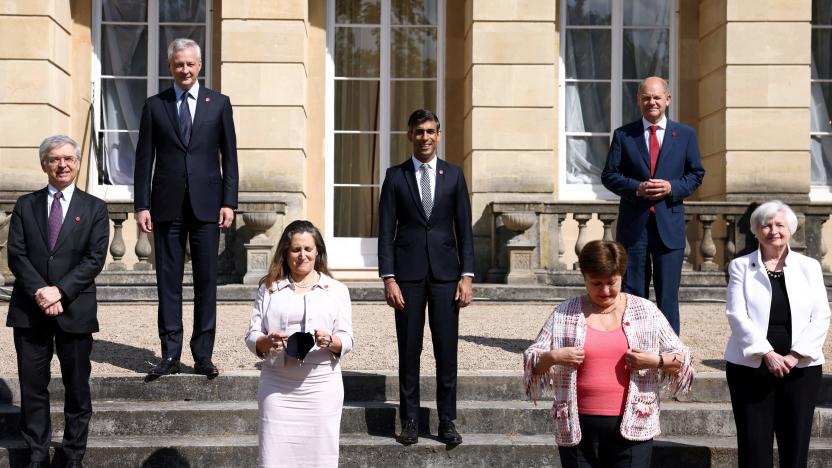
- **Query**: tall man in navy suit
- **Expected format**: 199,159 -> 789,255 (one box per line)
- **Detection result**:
378,109 -> 475,446
7,135 -> 109,468
601,76 -> 705,334
134,38 -> 238,378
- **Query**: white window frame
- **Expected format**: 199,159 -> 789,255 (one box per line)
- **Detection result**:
324,0 -> 445,268
810,18 -> 832,201
558,0 -> 678,200
89,0 -> 212,202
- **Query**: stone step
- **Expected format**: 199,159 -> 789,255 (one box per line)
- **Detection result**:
2,371 -> 831,404
2,399 -> 831,439
2,433 -> 832,467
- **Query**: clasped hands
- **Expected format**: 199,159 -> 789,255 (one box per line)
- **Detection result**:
255,330 -> 339,356
637,179 -> 671,200
763,350 -> 801,378
34,286 -> 63,316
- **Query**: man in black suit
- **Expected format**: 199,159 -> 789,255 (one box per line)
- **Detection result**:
134,38 -> 238,378
378,109 -> 475,446
6,135 -> 109,468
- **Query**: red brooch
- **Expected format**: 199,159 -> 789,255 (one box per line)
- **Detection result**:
324,284 -> 329,289
75,217 -> 81,222
624,321 -> 630,327
671,131 -> 677,137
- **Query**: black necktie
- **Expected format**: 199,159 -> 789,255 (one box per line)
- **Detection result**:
179,92 -> 192,146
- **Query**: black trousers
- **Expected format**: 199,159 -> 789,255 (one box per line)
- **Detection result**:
395,276 -> 459,423
153,194 -> 219,363
726,361 -> 821,468
558,415 -> 653,468
13,324 -> 93,463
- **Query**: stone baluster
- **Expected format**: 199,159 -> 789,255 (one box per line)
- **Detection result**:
0,210 -> 7,285
598,213 -> 616,242
242,210 -> 278,284
572,213 -> 592,270
821,216 -> 831,273
724,214 -> 737,271
501,212 -> 537,284
557,215 -> 566,269
107,212 -> 128,271
134,231 -> 153,270
698,214 -> 718,271
682,214 -> 693,271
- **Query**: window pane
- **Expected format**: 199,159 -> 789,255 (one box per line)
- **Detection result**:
102,131 -> 139,186
811,136 -> 832,185
391,27 -> 437,78
391,81 -> 436,131
390,133 -> 412,166
103,0 -> 148,22
392,0 -> 437,25
812,29 -> 832,79
623,29 -> 669,79
811,82 -> 832,132
101,78 -> 147,130
336,27 -> 380,77
813,1 -> 832,25
621,81 -> 643,124
335,80 -> 381,131
565,29 -> 611,79
158,25 -> 206,76
159,0 -> 206,23
566,136 -> 610,184
335,134 -> 380,185
623,0 -> 671,26
102,25 -> 148,76
334,186 -> 379,237
565,82 -> 611,133
566,0 -> 611,25
336,0 -> 381,24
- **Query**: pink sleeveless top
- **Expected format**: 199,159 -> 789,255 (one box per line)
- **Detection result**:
577,325 -> 630,416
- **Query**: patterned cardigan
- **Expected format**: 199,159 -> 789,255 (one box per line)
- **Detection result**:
523,294 -> 695,446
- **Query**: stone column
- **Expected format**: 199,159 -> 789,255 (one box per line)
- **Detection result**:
0,2 -> 72,197
463,0 -> 556,279
698,0 -> 811,203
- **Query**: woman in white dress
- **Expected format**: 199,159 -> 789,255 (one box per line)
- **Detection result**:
245,220 -> 354,468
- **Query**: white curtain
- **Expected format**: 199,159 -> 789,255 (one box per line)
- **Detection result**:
811,55 -> 832,186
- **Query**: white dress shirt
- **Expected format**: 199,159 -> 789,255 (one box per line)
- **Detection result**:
47,182 -> 75,222
642,115 -> 667,152
412,154 -> 437,198
174,80 -> 199,121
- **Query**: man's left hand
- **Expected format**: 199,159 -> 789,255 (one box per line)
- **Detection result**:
455,276 -> 473,308
218,207 -> 235,229
640,179 -> 672,200
34,286 -> 62,310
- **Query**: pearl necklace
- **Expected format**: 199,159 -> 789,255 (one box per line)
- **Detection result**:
291,272 -> 319,288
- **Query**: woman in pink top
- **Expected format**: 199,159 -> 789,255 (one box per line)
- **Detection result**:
523,240 -> 695,468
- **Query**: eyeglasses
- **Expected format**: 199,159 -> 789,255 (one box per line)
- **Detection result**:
45,155 -> 78,166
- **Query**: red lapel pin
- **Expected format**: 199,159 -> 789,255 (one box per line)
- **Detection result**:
671,131 -> 677,137
75,217 -> 80,222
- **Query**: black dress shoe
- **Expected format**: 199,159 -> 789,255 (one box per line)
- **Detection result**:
65,460 -> 84,468
194,360 -> 220,378
438,421 -> 462,445
397,419 -> 418,445
148,357 -> 181,377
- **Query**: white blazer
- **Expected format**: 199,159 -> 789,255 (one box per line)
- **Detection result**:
725,247 -> 830,368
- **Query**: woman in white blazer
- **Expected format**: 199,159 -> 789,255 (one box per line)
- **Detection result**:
725,200 -> 830,468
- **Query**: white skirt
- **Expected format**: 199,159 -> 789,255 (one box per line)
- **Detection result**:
257,358 -> 344,468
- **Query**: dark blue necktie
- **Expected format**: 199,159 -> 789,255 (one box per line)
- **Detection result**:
179,92 -> 192,146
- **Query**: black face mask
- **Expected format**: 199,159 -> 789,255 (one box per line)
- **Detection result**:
285,332 -> 315,361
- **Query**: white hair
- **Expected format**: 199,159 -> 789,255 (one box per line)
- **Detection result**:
167,38 -> 202,62
750,200 -> 798,239
39,135 -> 80,165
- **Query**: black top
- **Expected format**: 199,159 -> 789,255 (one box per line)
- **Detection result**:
766,269 -> 792,356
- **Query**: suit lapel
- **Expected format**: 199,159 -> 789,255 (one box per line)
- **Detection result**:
190,86 -> 208,137
630,121 -> 651,173
656,120 -> 678,175
162,87 -> 186,149
53,191 -> 84,252
33,188 -> 49,249
402,160 -> 428,222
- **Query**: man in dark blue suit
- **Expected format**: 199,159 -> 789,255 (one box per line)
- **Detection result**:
378,109 -> 475,446
601,76 -> 705,334
134,38 -> 238,378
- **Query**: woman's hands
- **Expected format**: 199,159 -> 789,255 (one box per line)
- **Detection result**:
315,329 -> 342,354
764,350 -> 801,378
625,349 -> 684,371
256,332 -> 288,356
533,347 -> 585,374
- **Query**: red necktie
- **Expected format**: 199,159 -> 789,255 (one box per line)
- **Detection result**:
649,125 -> 660,213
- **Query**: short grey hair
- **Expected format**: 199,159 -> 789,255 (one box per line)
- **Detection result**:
638,76 -> 670,96
167,38 -> 202,62
750,200 -> 799,238
39,135 -> 81,165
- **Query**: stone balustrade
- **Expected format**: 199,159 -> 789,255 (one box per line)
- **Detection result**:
488,201 -> 832,290
0,199 -> 286,287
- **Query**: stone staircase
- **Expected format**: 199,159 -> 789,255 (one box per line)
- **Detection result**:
0,371 -> 831,467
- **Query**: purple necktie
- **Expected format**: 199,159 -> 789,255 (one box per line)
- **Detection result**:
180,92 -> 192,146
48,191 -> 63,251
